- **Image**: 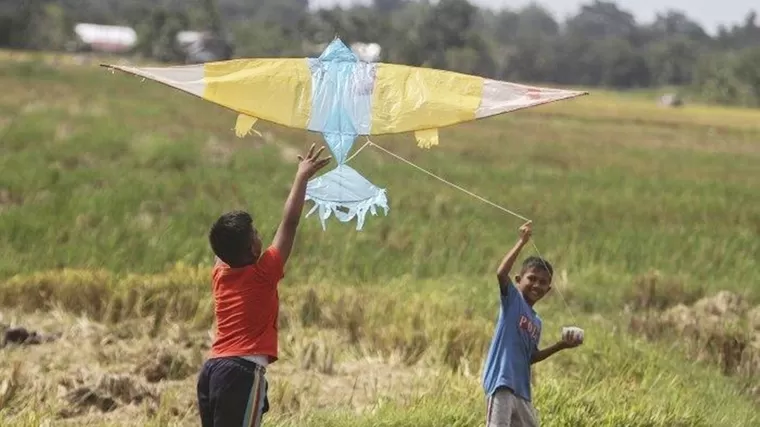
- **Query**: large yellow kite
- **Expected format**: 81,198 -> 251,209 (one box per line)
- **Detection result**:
103,38 -> 587,230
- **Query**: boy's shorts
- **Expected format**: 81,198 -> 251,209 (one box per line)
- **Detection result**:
197,356 -> 269,427
486,386 -> 538,427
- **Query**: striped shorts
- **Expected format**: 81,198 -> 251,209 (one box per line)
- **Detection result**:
197,357 -> 269,427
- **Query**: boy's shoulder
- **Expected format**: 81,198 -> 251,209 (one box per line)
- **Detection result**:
498,277 -> 518,299
211,246 -> 285,285
256,245 -> 285,281
499,280 -> 540,315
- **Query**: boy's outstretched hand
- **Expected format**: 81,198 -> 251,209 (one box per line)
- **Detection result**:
518,220 -> 533,243
297,143 -> 331,179
496,220 -> 534,286
274,143 -> 331,266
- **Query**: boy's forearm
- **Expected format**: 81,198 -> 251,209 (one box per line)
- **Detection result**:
271,172 -> 309,264
531,342 -> 566,364
272,144 -> 329,265
282,173 -> 309,227
496,238 -> 528,280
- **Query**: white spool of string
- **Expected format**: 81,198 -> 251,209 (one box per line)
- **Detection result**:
562,326 -> 584,342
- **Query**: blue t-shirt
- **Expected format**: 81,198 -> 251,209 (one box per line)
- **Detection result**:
481,278 -> 542,402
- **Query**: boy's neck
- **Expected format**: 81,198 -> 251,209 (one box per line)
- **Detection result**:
227,257 -> 255,268
519,290 -> 538,308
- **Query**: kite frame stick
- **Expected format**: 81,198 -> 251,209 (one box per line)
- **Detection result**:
100,63 -> 589,138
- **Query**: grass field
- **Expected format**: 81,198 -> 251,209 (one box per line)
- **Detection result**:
0,51 -> 759,426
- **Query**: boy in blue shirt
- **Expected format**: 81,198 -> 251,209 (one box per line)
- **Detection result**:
482,221 -> 584,426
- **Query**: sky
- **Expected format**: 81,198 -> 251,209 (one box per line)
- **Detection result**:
309,0 -> 757,35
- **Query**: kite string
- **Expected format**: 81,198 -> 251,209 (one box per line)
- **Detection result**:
364,139 -> 531,222
346,139 -> 371,163
528,240 -> 577,323
364,138 -> 577,324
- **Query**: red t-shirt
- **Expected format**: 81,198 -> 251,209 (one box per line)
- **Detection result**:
209,246 -> 284,362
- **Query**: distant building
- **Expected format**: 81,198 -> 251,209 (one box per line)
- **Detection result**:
176,31 -> 205,49
71,23 -> 137,54
176,31 -> 233,64
351,42 -> 382,62
659,93 -> 684,108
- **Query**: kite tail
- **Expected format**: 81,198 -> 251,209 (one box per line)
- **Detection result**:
304,164 -> 389,231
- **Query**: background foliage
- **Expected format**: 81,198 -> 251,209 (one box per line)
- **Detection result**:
2,0 -> 760,106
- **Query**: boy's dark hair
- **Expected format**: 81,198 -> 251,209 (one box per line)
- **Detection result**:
520,256 -> 554,278
209,210 -> 254,267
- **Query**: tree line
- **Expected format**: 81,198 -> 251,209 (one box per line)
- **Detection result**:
2,0 -> 759,107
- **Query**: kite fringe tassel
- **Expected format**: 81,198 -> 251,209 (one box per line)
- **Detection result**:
414,128 -> 439,149
416,139 -> 437,149
305,190 -> 389,231
235,114 -> 261,138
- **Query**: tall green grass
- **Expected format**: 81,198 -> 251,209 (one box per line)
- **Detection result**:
1,59 -> 757,305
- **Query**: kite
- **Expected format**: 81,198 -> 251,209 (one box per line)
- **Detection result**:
102,38 -> 587,230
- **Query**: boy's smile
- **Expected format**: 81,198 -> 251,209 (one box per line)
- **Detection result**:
516,267 -> 552,305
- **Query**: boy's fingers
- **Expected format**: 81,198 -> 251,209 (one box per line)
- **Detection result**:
306,143 -> 315,158
314,146 -> 325,159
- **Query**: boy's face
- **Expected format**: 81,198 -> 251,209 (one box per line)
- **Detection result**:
515,267 -> 552,305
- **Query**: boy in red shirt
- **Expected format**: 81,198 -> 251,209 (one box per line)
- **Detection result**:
197,144 -> 331,427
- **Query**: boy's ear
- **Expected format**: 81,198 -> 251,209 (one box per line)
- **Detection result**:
514,274 -> 521,283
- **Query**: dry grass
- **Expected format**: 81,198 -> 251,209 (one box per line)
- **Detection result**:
1,273 -> 759,426
629,286 -> 760,401
0,271 -> 497,426
0,307 -> 443,426
624,270 -> 706,312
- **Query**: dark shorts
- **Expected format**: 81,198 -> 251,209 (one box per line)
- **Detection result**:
197,357 -> 269,427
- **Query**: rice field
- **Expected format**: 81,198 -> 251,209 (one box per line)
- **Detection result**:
0,51 -> 758,426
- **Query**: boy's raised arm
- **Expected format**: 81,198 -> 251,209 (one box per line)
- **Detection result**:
496,221 -> 532,291
272,144 -> 331,265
